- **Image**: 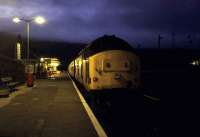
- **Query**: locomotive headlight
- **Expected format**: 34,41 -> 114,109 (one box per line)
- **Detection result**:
93,77 -> 98,82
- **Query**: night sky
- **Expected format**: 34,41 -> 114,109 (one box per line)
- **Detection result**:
0,0 -> 199,47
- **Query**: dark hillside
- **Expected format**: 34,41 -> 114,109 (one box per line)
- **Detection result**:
0,32 -> 85,69
138,48 -> 200,98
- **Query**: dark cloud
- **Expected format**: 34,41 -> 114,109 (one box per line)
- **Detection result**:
0,0 -> 199,47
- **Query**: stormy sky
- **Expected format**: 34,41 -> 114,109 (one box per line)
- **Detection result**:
0,0 -> 199,47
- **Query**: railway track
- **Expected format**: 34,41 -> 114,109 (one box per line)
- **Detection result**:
71,78 -> 160,137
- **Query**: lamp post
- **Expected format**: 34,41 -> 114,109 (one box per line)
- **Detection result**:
13,16 -> 46,60
13,16 -> 46,87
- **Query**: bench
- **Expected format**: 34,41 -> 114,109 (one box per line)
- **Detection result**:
0,77 -> 19,93
0,78 -> 10,97
0,87 -> 10,97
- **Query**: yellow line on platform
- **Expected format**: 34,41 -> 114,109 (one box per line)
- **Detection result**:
69,74 -> 108,137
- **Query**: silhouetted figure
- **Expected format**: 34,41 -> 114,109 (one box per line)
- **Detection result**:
17,34 -> 22,43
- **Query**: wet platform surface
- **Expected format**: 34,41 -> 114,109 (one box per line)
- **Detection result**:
0,79 -> 98,137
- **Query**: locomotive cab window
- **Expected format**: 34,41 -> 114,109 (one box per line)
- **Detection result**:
106,62 -> 111,68
103,59 -> 131,72
124,61 -> 131,70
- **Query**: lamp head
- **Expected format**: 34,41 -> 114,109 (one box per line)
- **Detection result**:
13,17 -> 21,23
34,16 -> 46,24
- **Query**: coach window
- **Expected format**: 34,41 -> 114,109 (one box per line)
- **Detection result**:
77,62 -> 79,76
81,60 -> 83,79
86,60 -> 89,83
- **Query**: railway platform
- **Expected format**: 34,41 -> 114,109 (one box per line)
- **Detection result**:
0,79 -> 100,137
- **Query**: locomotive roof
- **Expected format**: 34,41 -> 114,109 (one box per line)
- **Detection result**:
79,35 -> 135,57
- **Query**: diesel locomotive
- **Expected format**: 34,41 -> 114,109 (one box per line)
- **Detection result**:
68,35 -> 140,92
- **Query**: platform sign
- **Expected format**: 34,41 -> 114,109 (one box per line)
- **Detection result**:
25,64 -> 34,73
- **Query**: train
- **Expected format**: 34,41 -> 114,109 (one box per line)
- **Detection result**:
68,35 -> 140,94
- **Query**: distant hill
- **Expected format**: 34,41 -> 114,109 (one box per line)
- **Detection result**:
0,32 -> 85,69
30,40 -> 85,69
1,32 -> 200,70
0,32 -> 18,58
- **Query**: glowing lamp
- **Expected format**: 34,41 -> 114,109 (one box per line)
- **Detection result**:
13,17 -> 21,23
34,16 -> 46,24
